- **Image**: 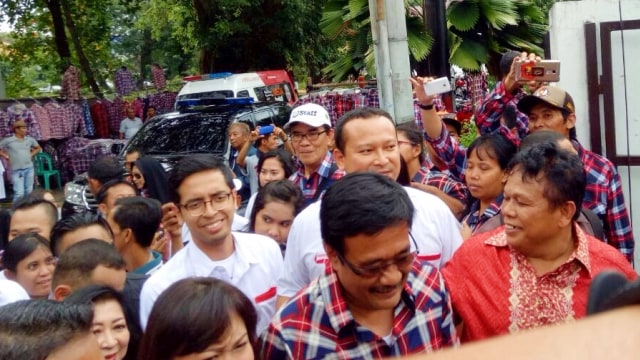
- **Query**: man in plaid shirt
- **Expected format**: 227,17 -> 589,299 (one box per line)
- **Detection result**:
473,52 -> 634,262
260,173 -> 457,359
286,103 -> 344,208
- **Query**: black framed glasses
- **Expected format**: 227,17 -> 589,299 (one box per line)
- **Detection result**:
336,232 -> 418,278
180,193 -> 232,217
289,130 -> 327,143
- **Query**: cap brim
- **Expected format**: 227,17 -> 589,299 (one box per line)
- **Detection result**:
517,95 -> 547,115
442,118 -> 462,134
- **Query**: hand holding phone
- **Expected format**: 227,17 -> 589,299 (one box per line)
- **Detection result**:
515,60 -> 560,82
423,77 -> 452,95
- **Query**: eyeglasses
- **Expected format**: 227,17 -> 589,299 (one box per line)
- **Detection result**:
337,250 -> 416,278
290,130 -> 326,143
15,126 -> 28,129
397,140 -> 415,146
180,193 -> 232,216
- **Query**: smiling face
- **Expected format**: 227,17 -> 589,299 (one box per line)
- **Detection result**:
177,170 -> 237,254
8,245 -> 56,299
325,222 -> 411,316
334,116 -> 400,180
91,299 -> 130,360
290,123 -> 332,173
501,167 -> 574,257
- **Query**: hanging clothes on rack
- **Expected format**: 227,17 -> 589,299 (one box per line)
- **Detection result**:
90,99 -> 110,139
107,96 -> 128,137
6,102 -> 42,140
0,110 -> 9,138
81,99 -> 95,137
44,100 -> 68,139
30,101 -> 52,141
60,65 -> 81,101
114,66 -> 135,96
151,64 -> 166,90
62,102 -> 87,137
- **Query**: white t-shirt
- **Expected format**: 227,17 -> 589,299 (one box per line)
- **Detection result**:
119,117 -> 143,139
0,279 -> 30,306
139,232 -> 283,334
277,186 -> 463,298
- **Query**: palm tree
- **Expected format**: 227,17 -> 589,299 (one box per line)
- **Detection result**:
321,0 -> 547,81
447,0 -> 547,75
320,0 -> 431,81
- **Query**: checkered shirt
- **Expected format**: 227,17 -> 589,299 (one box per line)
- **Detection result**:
289,151 -> 345,207
260,261 -> 457,359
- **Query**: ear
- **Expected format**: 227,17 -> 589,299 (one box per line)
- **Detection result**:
122,228 -> 133,245
411,143 -> 421,160
558,201 -> 577,228
333,148 -> 345,171
53,285 -> 72,301
98,203 -> 108,216
322,243 -> 342,270
501,170 -> 509,184
231,189 -> 239,210
565,113 -> 577,132
4,269 -> 15,281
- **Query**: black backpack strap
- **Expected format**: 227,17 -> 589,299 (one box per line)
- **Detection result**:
582,207 -> 605,241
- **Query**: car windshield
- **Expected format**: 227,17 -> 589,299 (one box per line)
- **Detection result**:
177,91 -> 233,100
125,112 -> 230,155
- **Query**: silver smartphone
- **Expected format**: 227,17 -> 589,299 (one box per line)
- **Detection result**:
515,60 -> 560,82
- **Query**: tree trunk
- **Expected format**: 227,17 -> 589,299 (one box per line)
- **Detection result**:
60,0 -> 101,95
139,29 -> 152,88
44,0 -> 71,62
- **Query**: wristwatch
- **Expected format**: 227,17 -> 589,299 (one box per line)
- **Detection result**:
418,103 -> 434,110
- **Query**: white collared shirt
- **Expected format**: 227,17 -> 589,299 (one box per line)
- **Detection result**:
140,232 -> 283,333
277,186 -> 463,298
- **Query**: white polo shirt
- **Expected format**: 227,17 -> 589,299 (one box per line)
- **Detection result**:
140,231 -> 283,333
277,186 -> 463,298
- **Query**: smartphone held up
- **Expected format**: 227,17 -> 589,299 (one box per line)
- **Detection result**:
515,60 -> 560,82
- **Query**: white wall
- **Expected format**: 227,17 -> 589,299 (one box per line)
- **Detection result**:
549,0 -> 640,266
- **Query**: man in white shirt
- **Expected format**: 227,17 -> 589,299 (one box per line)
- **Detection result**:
139,155 -> 283,333
277,108 -> 463,307
119,108 -> 143,140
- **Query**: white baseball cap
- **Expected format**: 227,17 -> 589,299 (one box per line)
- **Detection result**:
284,103 -> 331,130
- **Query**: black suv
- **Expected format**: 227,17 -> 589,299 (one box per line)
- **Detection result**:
62,98 -> 291,217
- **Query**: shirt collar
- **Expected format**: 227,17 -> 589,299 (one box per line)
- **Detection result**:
294,151 -> 335,179
485,223 -> 592,274
132,251 -> 163,275
186,233 -> 259,277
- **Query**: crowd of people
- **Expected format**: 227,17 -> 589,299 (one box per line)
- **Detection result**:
0,52 -> 637,359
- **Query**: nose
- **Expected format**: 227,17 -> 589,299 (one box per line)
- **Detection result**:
467,167 -> 479,180
501,198 -> 514,218
267,226 -> 280,241
99,329 -> 118,350
378,264 -> 402,285
373,148 -> 390,166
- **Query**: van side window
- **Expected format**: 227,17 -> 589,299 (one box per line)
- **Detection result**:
254,87 -> 268,102
253,109 -> 275,126
237,90 -> 250,98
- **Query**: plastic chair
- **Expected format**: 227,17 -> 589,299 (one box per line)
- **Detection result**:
33,152 -> 61,190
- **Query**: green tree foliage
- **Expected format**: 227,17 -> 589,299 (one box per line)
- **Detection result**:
320,0 -> 431,81
447,0 -> 547,75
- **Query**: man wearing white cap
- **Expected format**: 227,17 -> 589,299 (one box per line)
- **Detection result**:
285,103 -> 344,208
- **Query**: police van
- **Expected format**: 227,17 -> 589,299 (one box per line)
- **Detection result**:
176,70 -> 298,108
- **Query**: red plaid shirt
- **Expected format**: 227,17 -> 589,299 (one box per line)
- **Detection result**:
413,165 -> 469,206
289,151 -> 345,207
261,261 -> 458,359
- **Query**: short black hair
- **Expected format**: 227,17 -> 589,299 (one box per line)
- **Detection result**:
3,233 -> 51,273
335,107 -> 395,152
249,180 -> 303,232
0,299 -> 93,360
64,284 -> 126,313
10,194 -> 58,227
320,172 -> 413,255
112,196 -> 162,248
257,149 -> 295,181
467,133 -> 517,170
500,50 -> 521,78
88,155 -> 124,184
168,154 -> 235,204
49,213 -> 113,256
138,277 -> 258,360
96,179 -> 138,205
519,129 -> 568,152
507,141 -> 585,220
52,239 -> 125,291
125,147 -> 144,156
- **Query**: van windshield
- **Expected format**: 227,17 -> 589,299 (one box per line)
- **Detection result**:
177,90 -> 234,101
125,112 -> 230,155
